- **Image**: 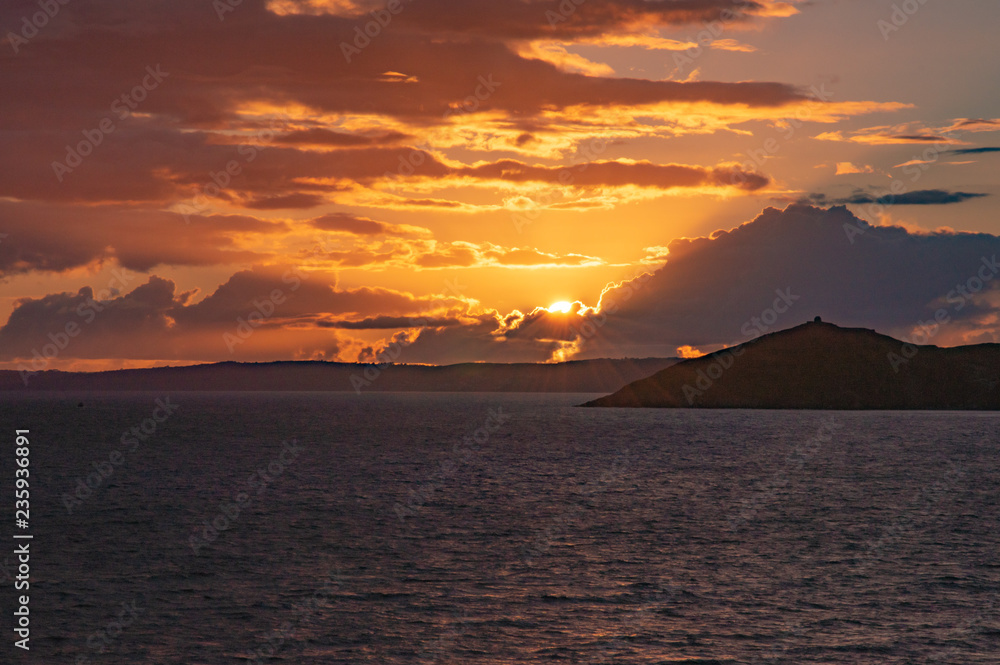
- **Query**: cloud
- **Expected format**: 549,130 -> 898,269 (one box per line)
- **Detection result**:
816,118 -> 1000,149
398,205 -> 1000,362
676,345 -> 705,358
939,118 -> 1000,134
379,312 -> 564,364
406,241 -> 605,270
947,147 -> 1000,156
319,315 -> 463,329
834,162 -> 876,175
833,189 -> 988,206
0,0 -> 904,254
0,201 -> 285,276
0,265 -> 472,364
0,0 -> 893,202
309,212 -> 431,237
561,204 -> 1000,356
244,193 -> 328,209
173,266 -> 468,325
4,1 -> 983,367
268,0 -> 804,39
815,131 -> 959,145
0,0 -> 820,136
0,128 -> 771,209
276,128 -> 410,146
297,234 -> 608,271
451,159 -> 770,191
8,206 -> 1000,365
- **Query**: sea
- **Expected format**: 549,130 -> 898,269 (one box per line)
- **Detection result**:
1,392 -> 998,664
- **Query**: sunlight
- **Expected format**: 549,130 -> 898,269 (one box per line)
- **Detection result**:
548,301 -> 573,314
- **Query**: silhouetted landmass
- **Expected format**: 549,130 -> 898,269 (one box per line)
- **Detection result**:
0,357 -> 677,393
583,321 -> 1000,409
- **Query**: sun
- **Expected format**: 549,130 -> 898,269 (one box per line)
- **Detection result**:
548,301 -> 573,314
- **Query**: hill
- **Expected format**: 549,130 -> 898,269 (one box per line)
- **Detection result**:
582,321 -> 1000,409
0,357 -> 677,393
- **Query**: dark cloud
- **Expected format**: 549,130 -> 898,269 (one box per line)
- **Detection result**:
0,0 -> 816,232
0,265 -> 469,363
244,193 -> 327,209
370,0 -> 779,40
0,129 -> 453,204
945,118 -> 1000,132
387,313 -> 562,364
567,204 -> 1000,356
947,147 -> 1000,156
0,127 -> 769,206
808,189 -> 988,207
309,213 -> 429,238
876,190 -> 987,205
0,201 -> 284,275
889,134 -> 949,142
173,266 -> 466,326
453,160 -> 770,191
397,199 -> 464,208
312,213 -> 389,235
0,276 -> 188,361
319,316 -> 463,329
0,0 -> 814,138
276,129 -> 410,146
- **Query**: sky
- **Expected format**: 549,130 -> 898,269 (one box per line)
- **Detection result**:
1,0 -> 999,371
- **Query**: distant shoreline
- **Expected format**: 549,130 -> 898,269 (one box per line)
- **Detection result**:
0,357 -> 677,394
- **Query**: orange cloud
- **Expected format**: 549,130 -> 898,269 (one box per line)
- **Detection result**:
835,162 -> 876,175
676,345 -> 705,358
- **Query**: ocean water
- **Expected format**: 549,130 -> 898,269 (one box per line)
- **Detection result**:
1,392 -> 999,664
